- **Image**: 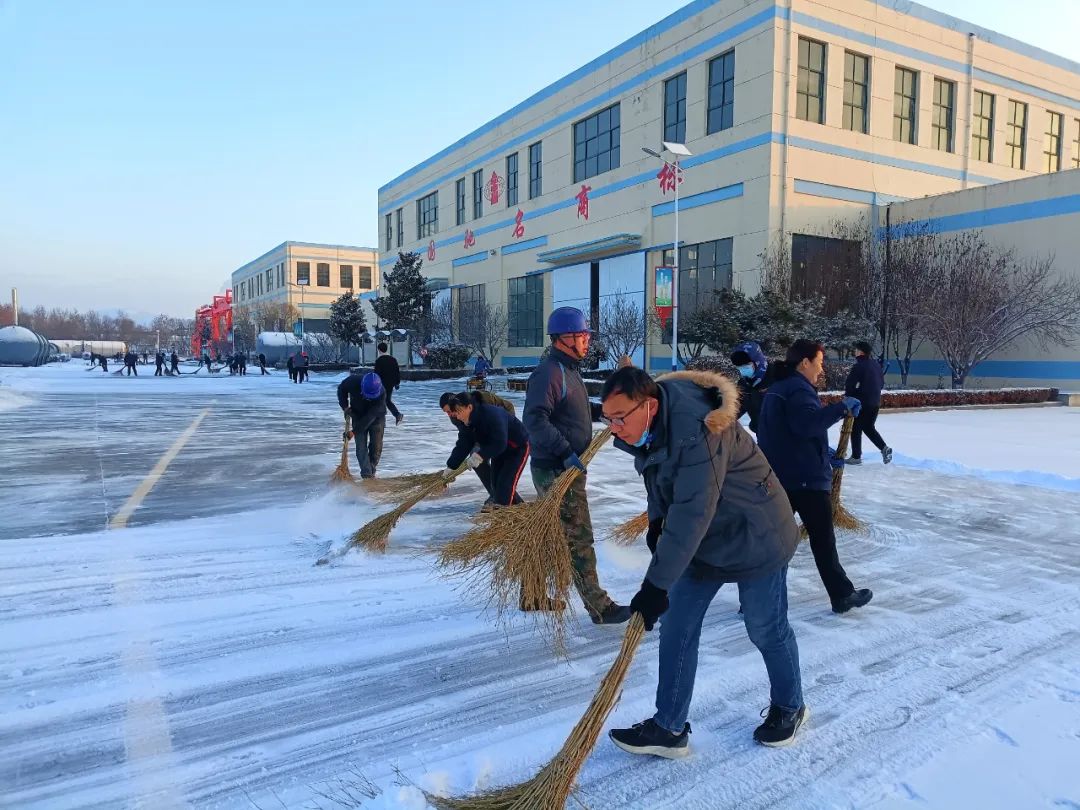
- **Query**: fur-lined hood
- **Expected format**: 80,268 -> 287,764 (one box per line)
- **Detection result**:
656,370 -> 742,435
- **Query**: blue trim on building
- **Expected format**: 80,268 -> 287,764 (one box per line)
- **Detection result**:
793,179 -> 908,206
886,359 -> 1080,381
880,194 -> 1080,239
652,183 -> 744,217
502,354 -> 543,366
451,251 -> 489,268
502,235 -> 549,255
649,355 -> 684,372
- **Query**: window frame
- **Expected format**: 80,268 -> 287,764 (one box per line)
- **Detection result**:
395,208 -> 403,248
796,37 -> 826,124
893,66 -> 918,145
384,214 -> 392,251
506,152 -> 519,207
932,77 -> 956,153
664,70 -> 687,143
528,141 -> 543,199
1006,99 -> 1028,170
358,266 -> 373,289
340,264 -> 353,289
842,50 -> 870,134
1044,110 -> 1063,173
296,262 -> 310,286
472,169 -> 483,219
573,102 -> 621,183
316,262 -> 330,288
455,177 -> 466,226
507,274 -> 544,348
971,89 -> 995,163
706,51 -> 736,135
416,192 -> 438,240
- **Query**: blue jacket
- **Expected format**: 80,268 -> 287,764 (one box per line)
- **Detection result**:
523,348 -> 601,470
447,394 -> 529,468
757,369 -> 848,492
845,355 -> 885,408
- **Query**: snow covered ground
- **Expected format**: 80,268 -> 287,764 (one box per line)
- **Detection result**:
1,362 -> 1078,809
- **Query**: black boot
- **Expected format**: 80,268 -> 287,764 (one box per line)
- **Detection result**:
591,603 -> 631,625
609,719 -> 690,759
832,588 -> 873,614
753,705 -> 808,747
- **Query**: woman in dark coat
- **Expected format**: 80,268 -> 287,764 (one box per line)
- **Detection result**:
445,392 -> 529,506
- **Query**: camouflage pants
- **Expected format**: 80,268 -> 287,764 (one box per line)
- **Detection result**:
531,466 -> 612,617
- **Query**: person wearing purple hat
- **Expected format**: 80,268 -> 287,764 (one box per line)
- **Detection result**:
337,369 -> 388,478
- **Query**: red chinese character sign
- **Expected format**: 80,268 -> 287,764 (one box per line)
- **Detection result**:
654,266 -> 673,327
657,162 -> 683,195
575,184 -> 591,220
427,240 -> 436,261
463,229 -> 476,249
512,209 -> 525,238
485,171 -> 503,206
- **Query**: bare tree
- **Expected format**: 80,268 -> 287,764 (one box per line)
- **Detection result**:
881,223 -> 936,385
597,290 -> 647,364
482,302 -> 509,363
252,301 -> 299,332
231,306 -> 259,350
918,231 -> 1080,388
456,300 -> 508,362
422,295 -> 454,345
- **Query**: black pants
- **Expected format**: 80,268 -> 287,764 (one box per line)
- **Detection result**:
786,489 -> 854,603
384,386 -> 402,420
155,364 -> 163,376
259,363 -> 268,375
851,406 -> 887,458
473,461 -> 494,495
352,417 -> 385,478
490,442 -> 529,506
126,363 -> 137,376
170,362 -> 179,374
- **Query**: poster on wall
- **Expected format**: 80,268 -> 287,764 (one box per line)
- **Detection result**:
655,266 -> 673,326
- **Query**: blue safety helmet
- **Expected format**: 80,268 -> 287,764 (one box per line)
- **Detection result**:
361,372 -> 383,400
547,306 -> 591,337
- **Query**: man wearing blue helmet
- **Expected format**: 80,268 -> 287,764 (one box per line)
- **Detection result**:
523,306 -> 630,624
729,341 -> 773,434
337,369 -> 388,479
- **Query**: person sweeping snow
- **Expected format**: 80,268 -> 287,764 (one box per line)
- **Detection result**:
336,370 -> 387,479
730,340 -> 774,434
757,339 -> 873,615
598,366 -> 808,755
443,392 -> 529,507
439,390 -> 516,505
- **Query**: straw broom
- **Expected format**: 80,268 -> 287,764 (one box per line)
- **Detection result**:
426,613 -> 646,810
329,413 -> 355,484
801,413 -> 864,537
359,469 -> 450,501
436,428 -> 612,650
605,510 -> 649,546
316,465 -> 469,565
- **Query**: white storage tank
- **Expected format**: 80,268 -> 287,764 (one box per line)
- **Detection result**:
0,325 -> 53,366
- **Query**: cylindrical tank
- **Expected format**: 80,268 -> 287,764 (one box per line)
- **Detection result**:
0,325 -> 53,366
50,339 -> 127,357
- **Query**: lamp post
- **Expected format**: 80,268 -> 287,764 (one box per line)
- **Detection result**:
289,278 -> 309,347
643,141 -> 692,372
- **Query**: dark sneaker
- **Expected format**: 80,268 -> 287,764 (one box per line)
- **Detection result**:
610,719 -> 690,759
847,456 -> 863,465
882,447 -> 893,464
591,603 -> 632,625
832,588 -> 873,614
754,705 -> 808,747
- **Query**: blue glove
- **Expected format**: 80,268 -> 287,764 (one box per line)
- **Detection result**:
842,397 -> 862,417
563,452 -> 587,473
828,448 -> 845,470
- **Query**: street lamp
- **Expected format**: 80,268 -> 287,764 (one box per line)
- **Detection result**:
289,278 -> 309,345
643,141 -> 692,372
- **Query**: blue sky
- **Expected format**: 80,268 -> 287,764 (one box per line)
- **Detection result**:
1,0 -> 1078,319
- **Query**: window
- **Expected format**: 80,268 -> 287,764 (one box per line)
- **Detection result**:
257,274 -> 263,296
932,78 -> 955,152
971,90 -> 994,163
664,71 -> 687,143
1044,110 -> 1063,172
506,153 -> 518,207
358,266 -> 373,289
791,234 -> 861,315
1071,119 -> 1080,169
473,169 -> 483,219
384,214 -> 392,251
340,265 -> 353,288
893,67 -> 918,144
843,51 -> 870,133
266,268 -> 273,290
573,103 -> 620,182
706,52 -> 736,134
796,37 -> 826,124
396,208 -> 403,248
660,239 -> 734,328
240,283 -> 246,301
456,178 -> 466,225
529,141 -> 542,199
247,278 -> 254,299
508,275 -> 544,347
316,262 -> 330,287
455,283 -> 485,340
416,191 -> 438,239
1006,99 -> 1027,169
297,262 -> 310,285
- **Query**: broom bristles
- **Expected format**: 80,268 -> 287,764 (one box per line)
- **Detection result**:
329,414 -> 356,485
800,414 -> 866,537
426,614 -> 646,810
360,470 -> 449,500
606,510 -> 649,546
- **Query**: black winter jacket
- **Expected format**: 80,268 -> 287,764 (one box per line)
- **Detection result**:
337,374 -> 387,433
736,364 -> 778,434
845,355 -> 885,408
374,354 -> 401,390
523,348 -> 601,470
447,394 -> 529,469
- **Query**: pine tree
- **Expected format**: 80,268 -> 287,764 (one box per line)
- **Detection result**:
328,292 -> 368,347
371,251 -> 432,332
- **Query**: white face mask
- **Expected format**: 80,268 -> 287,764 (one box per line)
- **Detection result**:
737,364 -> 756,378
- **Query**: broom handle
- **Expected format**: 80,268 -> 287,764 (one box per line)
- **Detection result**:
340,413 -> 352,462
835,413 -> 854,458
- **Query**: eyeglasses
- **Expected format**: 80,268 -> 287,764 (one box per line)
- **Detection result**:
600,399 -> 646,426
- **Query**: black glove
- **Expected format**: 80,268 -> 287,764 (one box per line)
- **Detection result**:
630,578 -> 669,631
645,517 -> 663,555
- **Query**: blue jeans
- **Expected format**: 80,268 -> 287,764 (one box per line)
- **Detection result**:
653,565 -> 803,733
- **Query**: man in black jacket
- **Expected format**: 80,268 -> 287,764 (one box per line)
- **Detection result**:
602,367 -> 806,753
337,370 -> 387,478
845,341 -> 892,465
154,351 -> 165,376
170,351 -> 179,375
374,342 -> 403,425
523,306 -> 629,625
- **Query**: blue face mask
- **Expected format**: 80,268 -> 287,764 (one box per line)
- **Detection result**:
630,401 -> 653,447
737,364 -> 756,378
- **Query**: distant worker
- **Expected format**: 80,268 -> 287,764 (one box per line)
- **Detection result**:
374,342 -> 403,424
297,352 -> 310,383
154,351 -> 164,376
287,354 -> 296,382
258,352 -> 268,375
730,340 -> 773,434
844,341 -> 892,465
170,351 -> 180,375
337,370 -> 387,479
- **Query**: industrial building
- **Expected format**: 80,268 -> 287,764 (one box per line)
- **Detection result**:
376,0 -> 1080,386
